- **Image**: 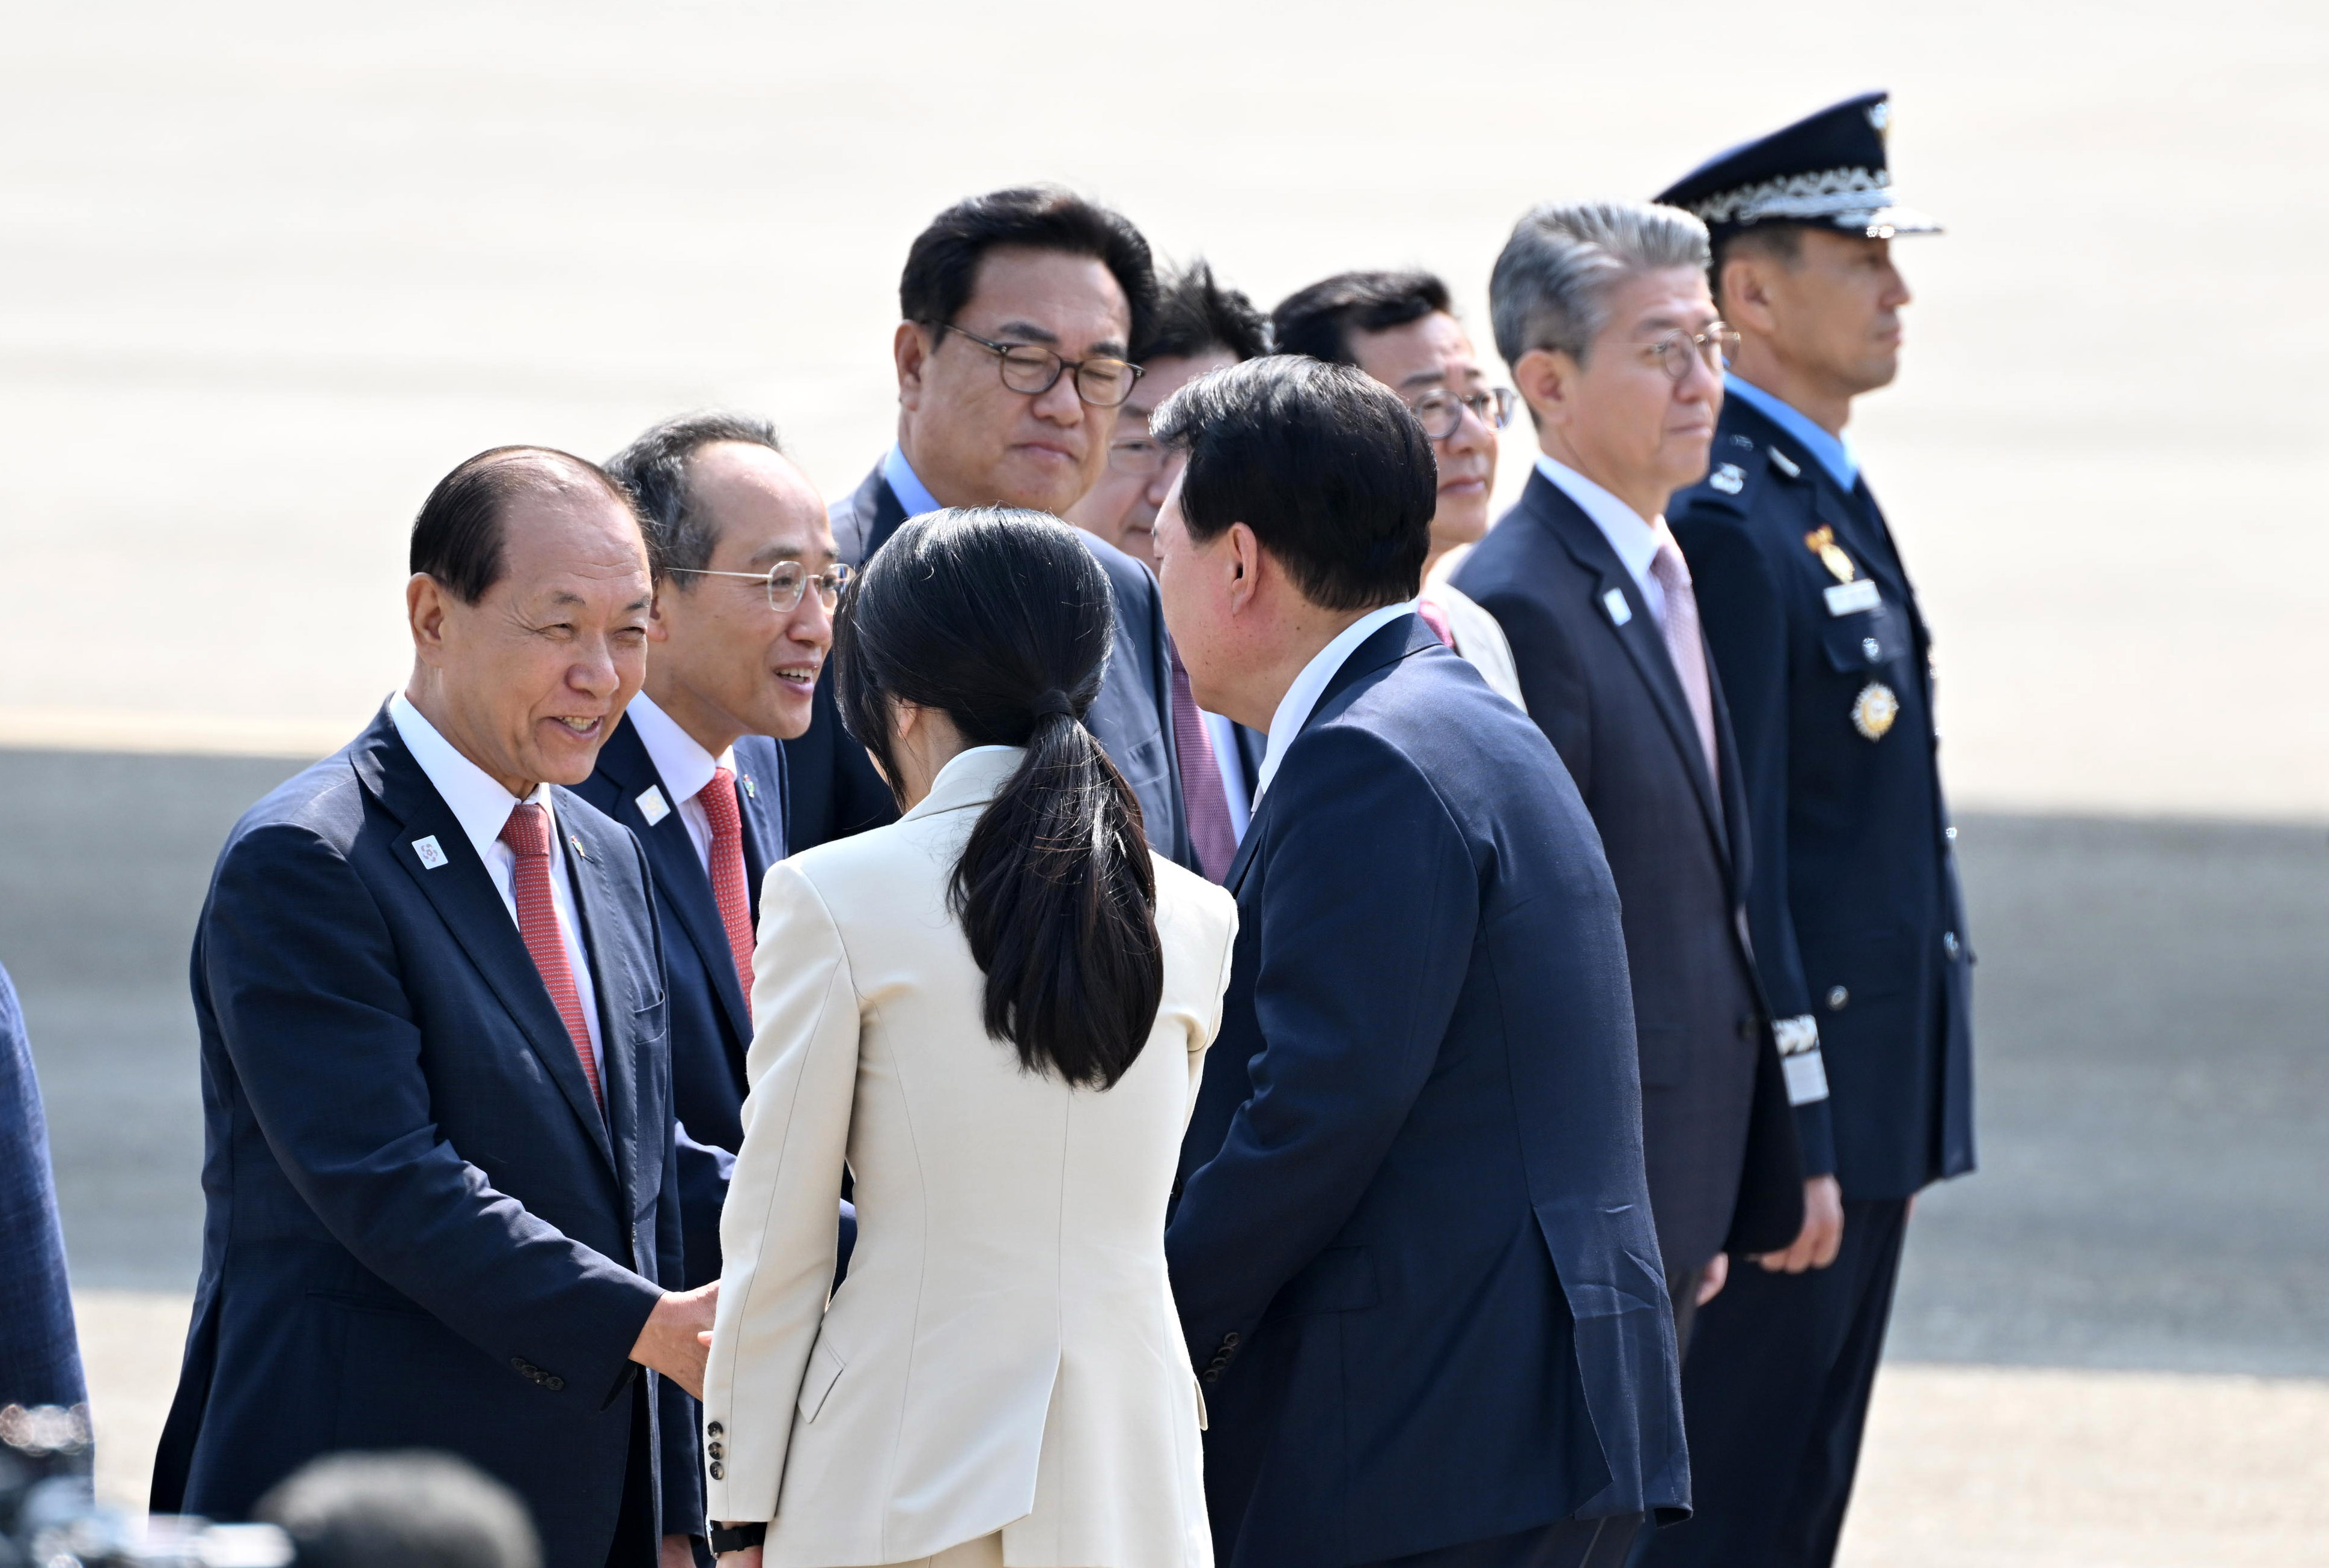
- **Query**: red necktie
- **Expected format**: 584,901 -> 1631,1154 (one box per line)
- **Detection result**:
1169,648 -> 1238,883
499,803 -> 602,1112
696,767 -> 756,1015
1416,597 -> 1457,649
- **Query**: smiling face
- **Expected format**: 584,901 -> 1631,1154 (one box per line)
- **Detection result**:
406,466 -> 651,795
1515,265 -> 1723,520
1063,348 -> 1236,568
895,245 -> 1133,515
1347,310 -> 1497,557
646,440 -> 837,749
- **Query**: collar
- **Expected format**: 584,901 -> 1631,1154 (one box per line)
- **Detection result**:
1723,374 -> 1860,490
624,691 -> 733,806
900,745 -> 1022,822
387,691 -> 554,866
1255,600 -> 1417,802
883,444 -> 944,521
1533,454 -> 1663,588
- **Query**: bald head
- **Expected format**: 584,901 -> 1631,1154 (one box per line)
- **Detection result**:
403,446 -> 652,797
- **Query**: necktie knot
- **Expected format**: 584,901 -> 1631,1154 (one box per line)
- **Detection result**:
499,801 -> 552,858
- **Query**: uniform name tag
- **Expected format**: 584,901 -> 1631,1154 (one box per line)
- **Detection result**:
1824,579 -> 1881,616
1603,588 -> 1633,626
412,835 -> 448,869
636,785 -> 672,826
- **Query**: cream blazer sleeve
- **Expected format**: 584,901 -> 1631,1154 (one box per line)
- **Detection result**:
701,858 -> 858,1524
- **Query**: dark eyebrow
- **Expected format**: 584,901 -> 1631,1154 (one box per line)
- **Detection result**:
1398,368 -> 1449,391
623,595 -> 653,614
988,320 -> 1061,347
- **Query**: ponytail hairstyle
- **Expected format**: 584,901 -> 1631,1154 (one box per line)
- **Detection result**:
832,508 -> 1163,1089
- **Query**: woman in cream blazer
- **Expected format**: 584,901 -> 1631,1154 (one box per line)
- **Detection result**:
702,510 -> 1237,1568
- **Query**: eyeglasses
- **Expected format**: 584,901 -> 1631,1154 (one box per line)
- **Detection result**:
934,324 -> 1146,408
1636,325 -> 1741,383
1106,435 -> 1172,478
665,560 -> 853,613
1407,386 -> 1516,441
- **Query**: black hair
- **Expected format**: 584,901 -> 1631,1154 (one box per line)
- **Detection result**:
1270,269 -> 1453,368
899,186 -> 1158,356
606,412 -> 784,580
1151,355 -> 1434,611
832,508 -> 1162,1090
1137,261 -> 1270,364
409,446 -> 636,604
1711,222 -> 1808,303
255,1450 -> 540,1568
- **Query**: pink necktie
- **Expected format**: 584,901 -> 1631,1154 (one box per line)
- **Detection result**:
697,767 -> 757,1017
499,803 -> 602,1112
1416,597 -> 1457,649
1647,521 -> 1722,790
1169,648 -> 1238,883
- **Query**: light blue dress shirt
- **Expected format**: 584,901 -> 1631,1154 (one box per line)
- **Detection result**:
1723,374 -> 1860,491
883,444 -> 944,520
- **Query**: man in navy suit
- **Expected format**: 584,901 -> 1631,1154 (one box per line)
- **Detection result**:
1456,200 -> 1806,1355
153,448 -> 713,1568
791,186 -> 1192,867
1156,357 -> 1682,1568
1,958 -> 84,1415
1639,94 -> 1974,1568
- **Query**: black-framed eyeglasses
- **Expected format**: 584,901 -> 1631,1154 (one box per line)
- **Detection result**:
665,561 -> 853,613
932,323 -> 1146,408
1407,386 -> 1517,441
1636,325 -> 1741,383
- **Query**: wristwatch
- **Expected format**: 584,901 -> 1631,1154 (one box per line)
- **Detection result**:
708,1522 -> 767,1555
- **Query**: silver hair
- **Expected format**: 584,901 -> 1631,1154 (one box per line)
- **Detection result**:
1489,199 -> 1711,366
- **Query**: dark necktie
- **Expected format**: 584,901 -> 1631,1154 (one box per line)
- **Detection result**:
499,803 -> 602,1112
1169,647 -> 1238,883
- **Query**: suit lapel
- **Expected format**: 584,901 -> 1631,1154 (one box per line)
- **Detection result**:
558,800 -> 641,1206
732,736 -> 786,906
355,719 -> 616,1170
860,472 -> 912,561
600,719 -> 753,1045
1528,476 -> 1730,855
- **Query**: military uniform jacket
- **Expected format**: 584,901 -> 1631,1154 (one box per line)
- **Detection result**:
1667,397 -> 1974,1199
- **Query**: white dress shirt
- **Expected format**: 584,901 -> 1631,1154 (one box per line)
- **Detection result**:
625,690 -> 737,877
1200,709 -> 1253,839
1253,600 -> 1418,802
1535,454 -> 1668,623
388,692 -> 603,1075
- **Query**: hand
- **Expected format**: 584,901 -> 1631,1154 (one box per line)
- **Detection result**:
717,1549 -> 763,1567
1754,1175 -> 1844,1274
660,1535 -> 698,1568
629,1281 -> 718,1398
1694,1250 -> 1730,1305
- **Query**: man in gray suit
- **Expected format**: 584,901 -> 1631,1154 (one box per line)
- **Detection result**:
785,186 -> 1191,868
1457,201 -> 1809,1352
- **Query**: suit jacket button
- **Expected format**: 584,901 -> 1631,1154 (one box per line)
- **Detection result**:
545,1376 -> 564,1391
708,1461 -> 725,1480
1222,1332 -> 1240,1348
707,1442 -> 723,1460
1827,986 -> 1849,1010
706,1421 -> 724,1437
1202,1369 -> 1220,1384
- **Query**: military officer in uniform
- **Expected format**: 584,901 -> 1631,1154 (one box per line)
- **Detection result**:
1638,92 -> 1975,1567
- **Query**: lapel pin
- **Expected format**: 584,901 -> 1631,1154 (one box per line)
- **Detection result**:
1602,587 -> 1633,627
569,833 -> 588,861
741,774 -> 757,800
412,835 -> 448,870
636,785 -> 671,827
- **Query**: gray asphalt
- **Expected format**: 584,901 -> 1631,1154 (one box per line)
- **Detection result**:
5,746 -> 2324,1376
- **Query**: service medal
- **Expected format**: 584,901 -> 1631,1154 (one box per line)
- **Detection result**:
1804,525 -> 1858,584
1851,682 -> 1899,740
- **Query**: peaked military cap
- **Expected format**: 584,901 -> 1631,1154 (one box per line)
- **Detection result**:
1656,91 -> 1940,241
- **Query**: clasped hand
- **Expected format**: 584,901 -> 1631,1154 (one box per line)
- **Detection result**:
629,1280 -> 718,1397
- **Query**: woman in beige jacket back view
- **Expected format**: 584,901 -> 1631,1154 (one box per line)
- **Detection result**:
702,510 -> 1237,1568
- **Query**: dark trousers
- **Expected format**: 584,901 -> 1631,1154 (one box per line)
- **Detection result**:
1363,1513 -> 1645,1567
1636,1198 -> 1908,1568
606,1379 -> 659,1568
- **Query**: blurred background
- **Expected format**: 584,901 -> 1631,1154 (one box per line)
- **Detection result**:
2,2 -> 2324,1563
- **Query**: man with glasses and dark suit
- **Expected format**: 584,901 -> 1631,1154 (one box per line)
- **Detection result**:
1273,270 -> 1528,711
576,413 -> 848,1289
787,186 -> 1192,868
153,448 -> 711,1568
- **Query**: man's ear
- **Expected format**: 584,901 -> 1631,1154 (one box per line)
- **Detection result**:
1225,522 -> 1262,613
645,581 -> 673,644
407,574 -> 450,664
895,321 -> 933,413
1511,348 -> 1573,432
1719,256 -> 1778,338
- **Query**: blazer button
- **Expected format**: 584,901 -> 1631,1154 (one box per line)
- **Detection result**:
706,1421 -> 724,1437
707,1442 -> 724,1460
545,1376 -> 564,1391
1827,986 -> 1850,1010
1222,1332 -> 1241,1349
708,1461 -> 725,1480
1202,1368 -> 1220,1384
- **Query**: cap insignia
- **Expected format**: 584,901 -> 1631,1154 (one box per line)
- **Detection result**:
1867,100 -> 1891,135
